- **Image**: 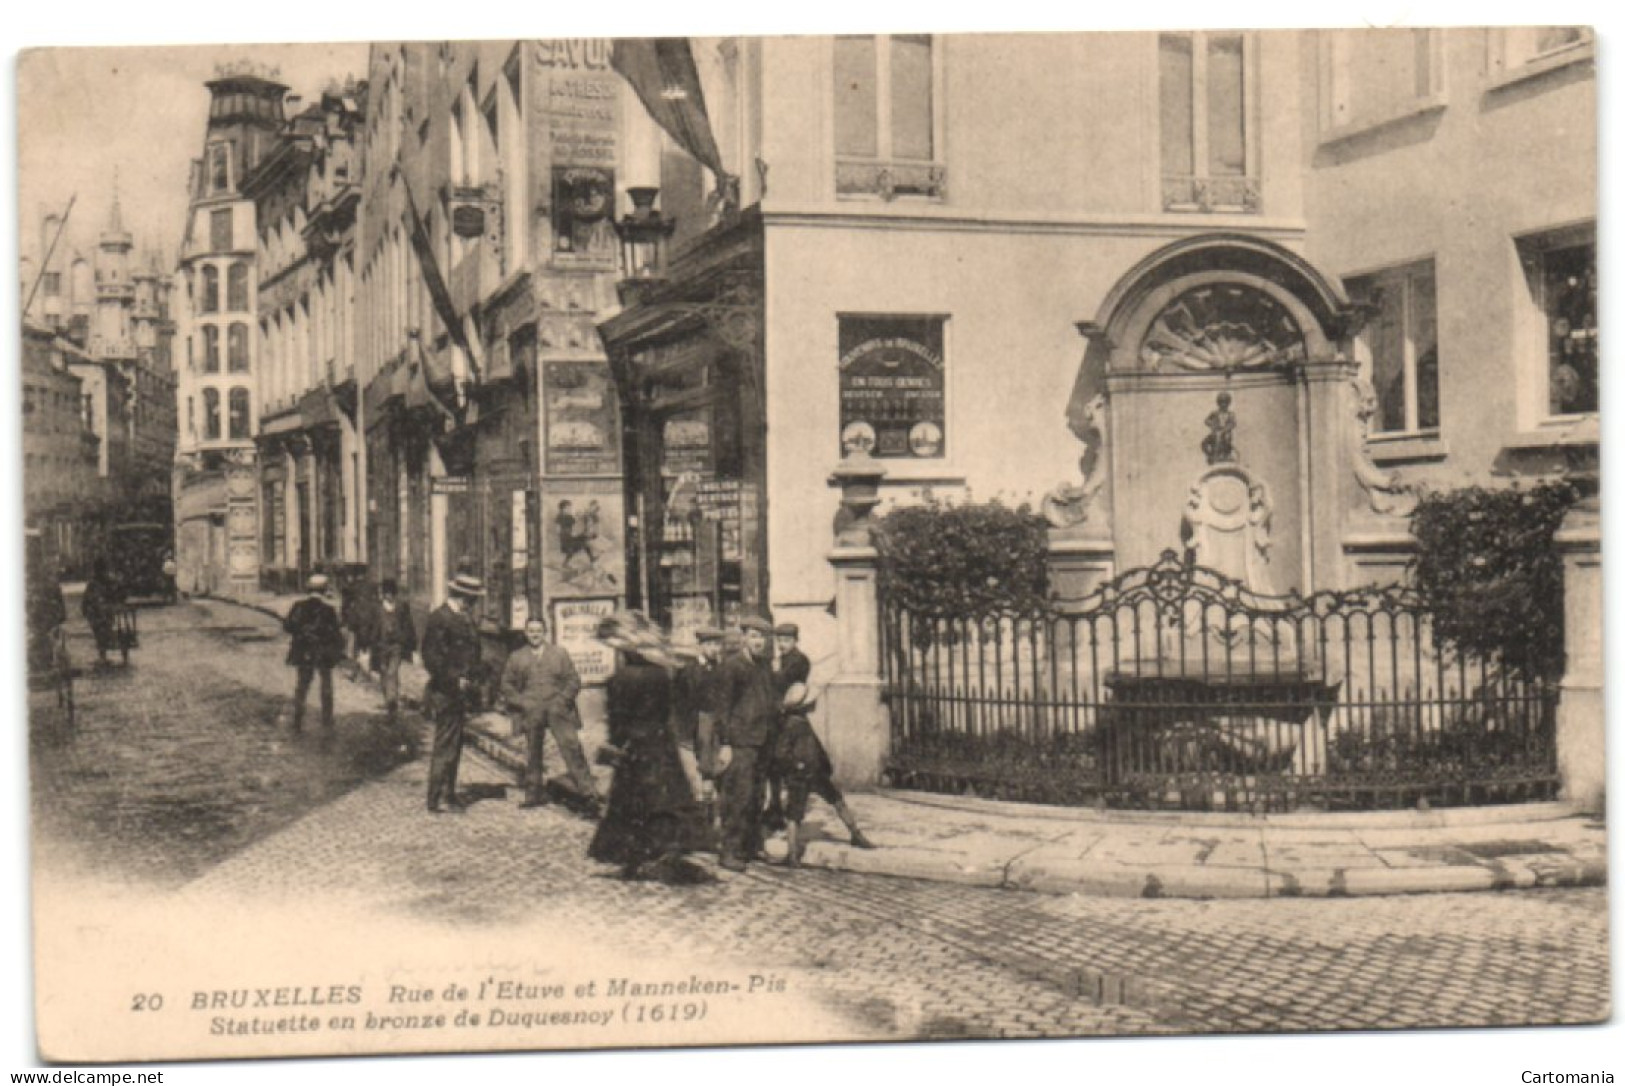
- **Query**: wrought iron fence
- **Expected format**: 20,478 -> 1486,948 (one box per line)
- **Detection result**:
880,550 -> 1560,811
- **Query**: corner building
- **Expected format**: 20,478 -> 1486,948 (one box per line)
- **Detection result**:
355,42 -> 629,675
599,30 -> 1595,731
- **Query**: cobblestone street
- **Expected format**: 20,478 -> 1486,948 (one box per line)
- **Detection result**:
25,595 -> 1612,1058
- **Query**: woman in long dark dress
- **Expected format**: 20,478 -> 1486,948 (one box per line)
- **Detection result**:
588,614 -> 713,883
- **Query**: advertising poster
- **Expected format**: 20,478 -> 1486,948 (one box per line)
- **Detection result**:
540,481 -> 625,598
551,596 -> 617,683
542,360 -> 619,476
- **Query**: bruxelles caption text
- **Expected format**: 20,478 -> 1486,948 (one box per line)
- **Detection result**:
120,973 -> 790,1039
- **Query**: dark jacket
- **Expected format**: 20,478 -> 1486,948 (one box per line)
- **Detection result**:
672,658 -> 720,747
773,711 -> 833,783
420,603 -> 481,694
285,596 -> 346,669
588,653 -> 709,866
369,601 -> 418,668
773,647 -> 810,696
715,651 -> 778,749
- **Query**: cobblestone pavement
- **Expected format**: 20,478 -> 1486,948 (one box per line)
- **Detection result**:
29,596 -> 1613,1046
31,597 -> 418,886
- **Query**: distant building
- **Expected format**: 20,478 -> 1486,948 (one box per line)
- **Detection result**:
172,65 -> 288,597
20,192 -> 178,573
21,321 -> 102,575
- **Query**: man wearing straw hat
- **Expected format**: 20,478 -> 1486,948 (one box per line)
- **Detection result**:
284,573 -> 346,732
421,573 -> 485,814
714,615 -> 779,871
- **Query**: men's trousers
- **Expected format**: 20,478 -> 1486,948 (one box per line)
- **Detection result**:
718,744 -> 766,864
525,708 -> 598,802
426,687 -> 466,809
292,666 -> 335,731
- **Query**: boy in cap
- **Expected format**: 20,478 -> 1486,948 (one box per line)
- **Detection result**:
284,574 -> 346,731
763,623 -> 810,830
773,683 -> 875,865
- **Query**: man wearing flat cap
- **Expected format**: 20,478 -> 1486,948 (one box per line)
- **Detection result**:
284,574 -> 346,732
714,615 -> 778,870
421,573 -> 485,813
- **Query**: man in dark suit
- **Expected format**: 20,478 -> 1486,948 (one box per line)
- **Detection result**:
368,579 -> 417,726
285,574 -> 346,732
715,616 -> 779,871
421,574 -> 485,814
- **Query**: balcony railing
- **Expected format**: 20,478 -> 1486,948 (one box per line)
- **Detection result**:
836,158 -> 948,201
1162,175 -> 1262,214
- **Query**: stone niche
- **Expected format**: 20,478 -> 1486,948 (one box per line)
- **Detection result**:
1060,236 -> 1371,596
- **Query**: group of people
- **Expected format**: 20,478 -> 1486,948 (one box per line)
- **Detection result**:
282,569 -> 876,883
586,611 -> 875,879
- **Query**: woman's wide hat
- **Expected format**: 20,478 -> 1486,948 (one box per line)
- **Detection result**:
595,610 -> 680,667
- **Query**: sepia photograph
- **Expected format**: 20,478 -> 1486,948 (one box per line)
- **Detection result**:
5,3 -> 1619,1082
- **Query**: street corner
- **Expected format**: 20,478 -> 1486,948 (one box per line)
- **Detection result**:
803,840 -> 1008,888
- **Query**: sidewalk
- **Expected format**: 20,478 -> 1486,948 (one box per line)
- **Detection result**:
223,590 -> 1608,901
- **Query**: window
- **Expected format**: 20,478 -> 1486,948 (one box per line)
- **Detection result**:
833,35 -> 944,199
201,265 -> 220,314
227,262 -> 249,310
1519,234 -> 1597,418
42,272 -> 60,297
208,143 -> 231,194
228,387 -> 252,440
1348,262 -> 1440,436
1159,32 -> 1257,213
228,323 -> 250,373
1321,30 -> 1443,136
1492,27 -> 1594,82
202,326 -> 220,373
501,48 -> 527,268
203,388 -> 222,440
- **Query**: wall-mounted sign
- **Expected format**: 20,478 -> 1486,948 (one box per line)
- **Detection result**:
553,597 -> 617,684
543,360 -> 619,475
661,408 -> 713,475
838,315 -> 947,459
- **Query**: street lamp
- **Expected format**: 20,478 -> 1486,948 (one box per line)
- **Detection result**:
613,187 -> 676,305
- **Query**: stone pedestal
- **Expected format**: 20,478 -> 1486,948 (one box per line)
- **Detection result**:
1555,496 -> 1603,813
1047,534 -> 1115,600
824,454 -> 891,788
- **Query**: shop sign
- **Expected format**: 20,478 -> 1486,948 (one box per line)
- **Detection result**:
431,475 -> 472,495
660,408 -> 713,475
543,360 -> 619,475
838,315 -> 947,459
552,597 -> 617,684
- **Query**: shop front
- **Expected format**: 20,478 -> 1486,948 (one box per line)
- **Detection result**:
597,212 -> 766,639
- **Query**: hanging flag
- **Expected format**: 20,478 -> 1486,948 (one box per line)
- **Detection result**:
398,172 -> 484,406
611,38 -> 729,181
